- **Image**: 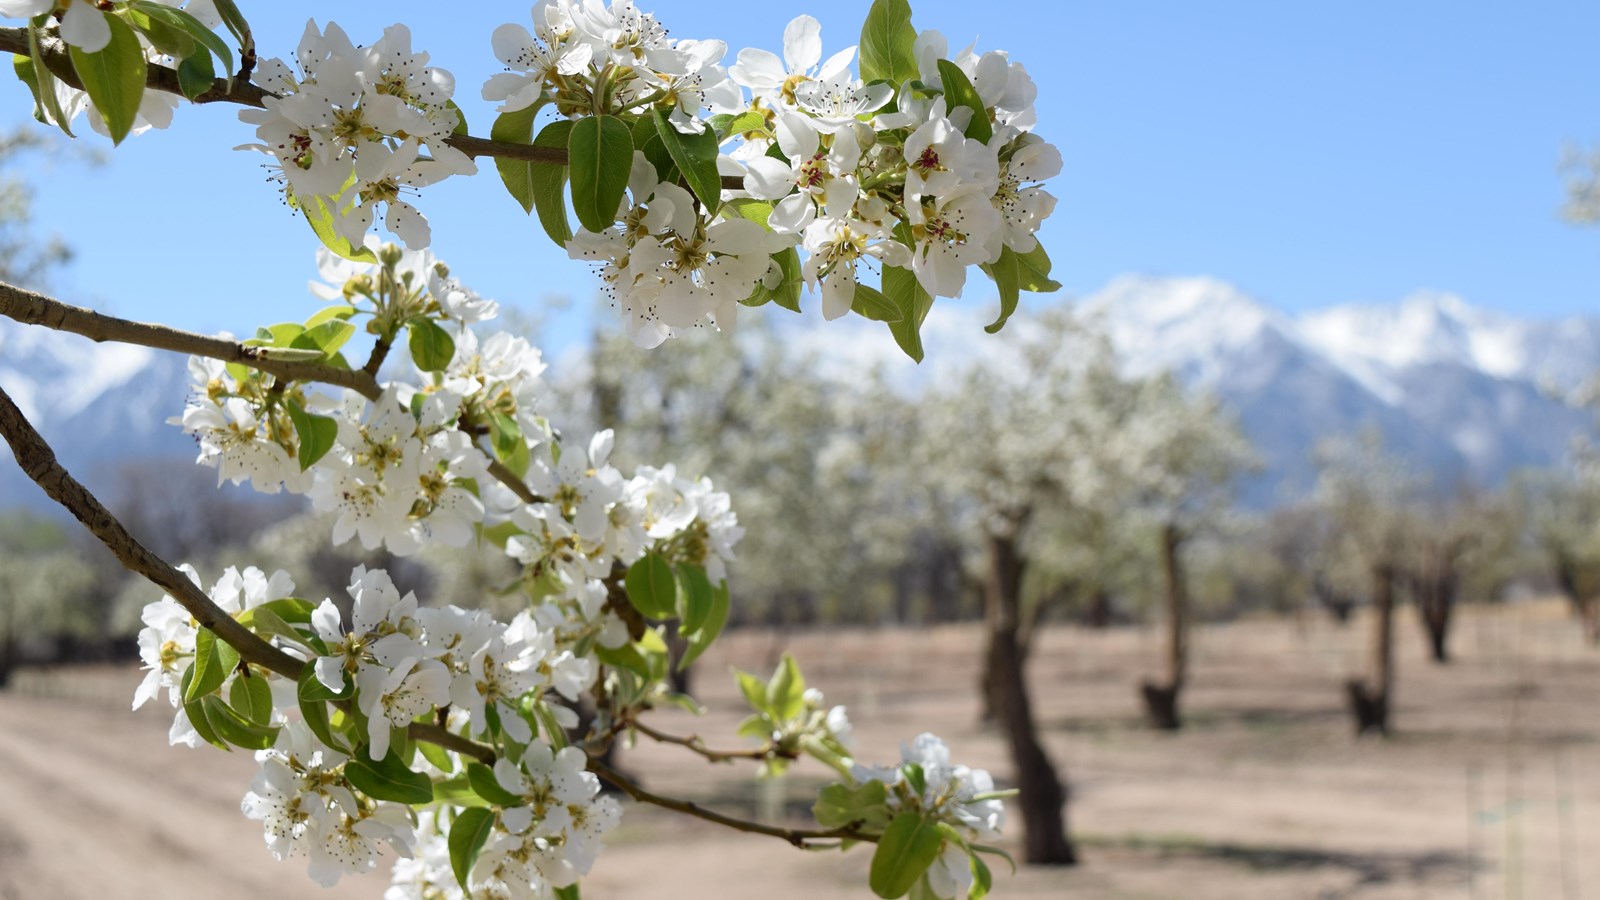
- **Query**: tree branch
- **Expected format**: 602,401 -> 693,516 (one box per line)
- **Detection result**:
0,26 -> 744,186
626,714 -> 795,764
0,280 -> 382,400
587,757 -> 877,848
0,383 -> 305,679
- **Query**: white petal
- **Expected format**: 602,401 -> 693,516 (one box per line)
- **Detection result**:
61,4 -> 111,52
782,15 -> 822,74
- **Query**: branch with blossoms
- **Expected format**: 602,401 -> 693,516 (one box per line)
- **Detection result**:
0,1 -> 1040,897
5,0 -> 1060,360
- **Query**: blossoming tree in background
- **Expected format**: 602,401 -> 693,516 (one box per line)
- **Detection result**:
0,0 -> 1062,897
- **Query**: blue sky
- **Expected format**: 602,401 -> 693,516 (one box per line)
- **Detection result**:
2,0 -> 1597,346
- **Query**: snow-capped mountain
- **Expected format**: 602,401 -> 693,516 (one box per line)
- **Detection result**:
0,320 -> 194,511
1081,276 -> 1598,503
1,275 -> 1595,514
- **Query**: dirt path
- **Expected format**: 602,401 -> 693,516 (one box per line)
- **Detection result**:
2,601 -> 1597,899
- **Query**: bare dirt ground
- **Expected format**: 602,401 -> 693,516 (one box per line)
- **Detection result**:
3,600 -> 1598,900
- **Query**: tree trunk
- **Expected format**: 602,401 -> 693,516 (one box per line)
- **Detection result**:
1346,564 -> 1394,736
1312,574 -> 1355,624
1084,587 -> 1111,629
984,530 -> 1076,864
1139,523 -> 1187,730
1410,563 -> 1456,664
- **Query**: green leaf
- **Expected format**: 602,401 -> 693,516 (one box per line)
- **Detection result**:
769,247 -> 803,313
445,99 -> 469,135
291,319 -> 357,356
186,628 -> 238,702
969,854 -> 993,900
936,59 -> 992,144
489,412 -> 531,479
229,673 -> 273,726
735,670 -> 770,715
291,188 -> 377,263
883,266 -> 934,362
722,198 -> 774,229
651,106 -> 723,214
418,738 -> 454,774
1016,243 -> 1062,293
448,806 -> 496,891
201,695 -> 279,750
240,604 -> 314,652
306,304 -> 357,328
209,0 -> 252,59
467,762 -> 526,807
631,113 -> 679,184
285,400 -> 338,472
297,662 -> 352,703
969,843 -> 1018,874
718,109 -> 773,142
491,101 -> 546,214
408,318 -> 456,371
679,580 -> 729,670
555,887 -> 582,900
859,0 -> 919,86
175,50 -> 215,101
179,665 -> 228,750
26,24 -> 72,137
596,640 -> 653,679
527,119 -> 576,244
852,283 -> 903,323
12,52 -> 47,127
869,812 -> 944,899
68,14 -> 147,145
813,779 -> 890,829
625,551 -> 676,620
766,652 -> 806,721
346,750 -> 435,804
567,114 -> 634,233
981,245 -> 1021,334
128,0 -> 233,88
247,597 -> 316,625
675,564 -> 714,633
296,667 -> 345,751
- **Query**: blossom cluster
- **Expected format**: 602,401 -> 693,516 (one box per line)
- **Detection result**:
240,20 -> 477,249
498,1 -> 1063,345
853,734 -> 1008,900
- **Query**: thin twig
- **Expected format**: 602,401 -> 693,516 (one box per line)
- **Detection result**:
0,280 -> 382,399
627,715 -> 793,764
587,757 -> 877,848
0,27 -> 744,187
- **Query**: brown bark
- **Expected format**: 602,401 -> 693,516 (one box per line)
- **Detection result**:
983,529 -> 1076,865
1139,523 -> 1188,730
1084,587 -> 1112,629
1409,567 -> 1456,664
1345,564 -> 1395,735
1312,574 -> 1356,624
1552,550 -> 1600,646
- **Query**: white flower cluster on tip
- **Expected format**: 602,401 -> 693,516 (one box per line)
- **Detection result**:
513,5 -> 1061,344
307,565 -> 596,760
238,20 -> 478,250
745,22 -> 1060,309
133,560 -> 627,888
484,0 -> 742,134
132,563 -> 295,743
242,722 -> 418,887
852,733 -> 1006,900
